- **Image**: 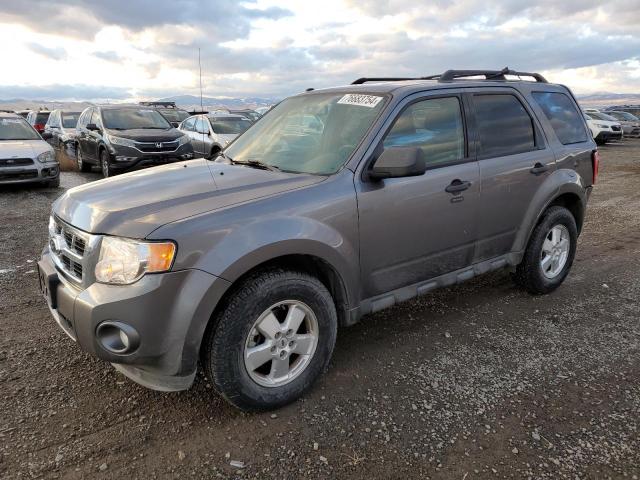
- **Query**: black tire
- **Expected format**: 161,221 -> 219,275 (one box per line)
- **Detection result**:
514,206 -> 577,294
47,176 -> 60,188
100,149 -> 112,178
202,268 -> 337,411
76,147 -> 92,172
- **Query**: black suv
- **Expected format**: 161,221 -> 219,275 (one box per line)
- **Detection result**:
139,101 -> 191,128
75,105 -> 194,177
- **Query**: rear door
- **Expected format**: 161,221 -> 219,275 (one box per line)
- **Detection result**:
76,108 -> 94,161
193,116 -> 210,157
468,89 -> 555,262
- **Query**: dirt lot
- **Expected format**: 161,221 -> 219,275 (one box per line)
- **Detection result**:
1,141 -> 639,480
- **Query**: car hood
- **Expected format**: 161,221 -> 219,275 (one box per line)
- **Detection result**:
105,128 -> 183,142
53,159 -> 325,238
217,133 -> 237,144
0,139 -> 51,158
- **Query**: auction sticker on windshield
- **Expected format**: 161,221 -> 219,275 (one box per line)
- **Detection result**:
337,94 -> 383,108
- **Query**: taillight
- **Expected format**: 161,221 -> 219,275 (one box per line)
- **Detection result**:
592,150 -> 600,185
34,123 -> 45,132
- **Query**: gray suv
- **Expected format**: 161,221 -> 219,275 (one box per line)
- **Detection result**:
38,69 -> 598,411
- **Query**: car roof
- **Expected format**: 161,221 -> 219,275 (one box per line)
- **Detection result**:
0,112 -> 26,119
206,113 -> 248,119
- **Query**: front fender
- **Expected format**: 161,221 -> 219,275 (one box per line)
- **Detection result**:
513,168 -> 587,253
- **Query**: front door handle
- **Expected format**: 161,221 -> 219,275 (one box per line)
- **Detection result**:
530,162 -> 550,174
445,179 -> 472,193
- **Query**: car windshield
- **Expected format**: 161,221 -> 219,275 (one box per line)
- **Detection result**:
160,109 -> 190,123
62,112 -> 81,128
223,92 -> 388,174
0,117 -> 40,140
35,112 -> 50,124
102,108 -> 171,130
588,112 -> 617,122
209,117 -> 253,135
609,111 -> 639,121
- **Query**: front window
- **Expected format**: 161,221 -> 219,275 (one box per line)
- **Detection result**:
160,109 -> 190,123
223,92 -> 388,175
587,112 -> 617,122
61,112 -> 81,128
0,117 -> 41,140
102,108 -> 171,130
210,116 -> 252,135
608,111 -> 638,121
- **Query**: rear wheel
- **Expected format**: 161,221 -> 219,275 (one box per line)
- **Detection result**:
514,206 -> 577,294
76,147 -> 92,172
202,269 -> 337,411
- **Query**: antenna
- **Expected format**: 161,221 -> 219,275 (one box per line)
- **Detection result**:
198,47 -> 206,157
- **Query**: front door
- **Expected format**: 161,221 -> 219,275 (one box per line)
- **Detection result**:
357,94 -> 480,298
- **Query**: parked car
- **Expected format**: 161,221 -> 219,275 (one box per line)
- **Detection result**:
604,111 -> 640,137
0,112 -> 59,187
16,110 -> 31,118
584,111 -> 623,144
75,105 -> 194,177
178,112 -> 252,158
139,101 -> 190,128
604,104 -> 640,118
38,68 -> 597,411
42,109 -> 81,151
26,110 -> 51,135
227,109 -> 262,122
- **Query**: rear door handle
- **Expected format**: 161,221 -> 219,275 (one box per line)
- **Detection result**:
530,162 -> 550,174
445,179 -> 472,193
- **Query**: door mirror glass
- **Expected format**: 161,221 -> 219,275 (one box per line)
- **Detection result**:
369,146 -> 426,180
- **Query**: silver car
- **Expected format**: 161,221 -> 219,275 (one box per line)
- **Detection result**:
605,111 -> 640,137
178,113 -> 252,158
0,112 -> 59,187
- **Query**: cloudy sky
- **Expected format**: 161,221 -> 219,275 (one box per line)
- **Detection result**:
0,0 -> 638,101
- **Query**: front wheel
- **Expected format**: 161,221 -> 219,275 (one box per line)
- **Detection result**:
514,206 -> 577,294
100,150 -> 113,178
202,269 -> 337,411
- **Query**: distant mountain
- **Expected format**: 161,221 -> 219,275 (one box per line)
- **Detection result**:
157,95 -> 279,109
576,92 -> 640,107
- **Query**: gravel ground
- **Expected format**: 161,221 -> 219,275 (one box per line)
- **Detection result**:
1,140 -> 639,479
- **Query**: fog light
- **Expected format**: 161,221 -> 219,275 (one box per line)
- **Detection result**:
115,156 -> 137,162
96,321 -> 140,354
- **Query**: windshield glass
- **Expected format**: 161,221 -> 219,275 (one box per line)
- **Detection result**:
608,111 -> 638,121
34,112 -> 50,124
210,117 -> 253,135
588,112 -> 617,122
102,108 -> 171,130
62,112 -> 81,128
160,109 -> 190,123
0,117 -> 41,140
223,92 -> 387,174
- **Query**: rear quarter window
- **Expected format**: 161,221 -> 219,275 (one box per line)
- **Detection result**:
532,92 -> 588,145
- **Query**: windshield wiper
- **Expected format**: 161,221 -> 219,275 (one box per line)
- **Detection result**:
220,152 -> 280,172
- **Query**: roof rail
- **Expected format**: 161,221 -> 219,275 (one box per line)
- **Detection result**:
351,68 -> 547,85
437,68 -> 547,83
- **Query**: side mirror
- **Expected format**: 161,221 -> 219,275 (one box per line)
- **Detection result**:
86,123 -> 99,131
41,132 -> 53,140
369,146 -> 426,180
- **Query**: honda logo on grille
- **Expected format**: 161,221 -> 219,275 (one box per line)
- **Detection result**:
155,142 -> 163,148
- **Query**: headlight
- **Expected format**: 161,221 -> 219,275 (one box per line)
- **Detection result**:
106,134 -> 136,148
177,134 -> 191,146
596,124 -> 609,129
36,150 -> 56,163
95,237 -> 176,285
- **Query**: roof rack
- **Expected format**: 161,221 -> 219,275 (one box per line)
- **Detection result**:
139,101 -> 178,108
351,67 -> 547,85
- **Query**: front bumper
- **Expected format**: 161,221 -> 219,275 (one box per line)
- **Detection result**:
594,131 -> 623,143
37,250 -> 230,391
0,162 -> 59,185
109,143 -> 194,171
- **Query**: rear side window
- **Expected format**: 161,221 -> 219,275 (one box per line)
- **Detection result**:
532,92 -> 587,145
473,94 -> 535,157
383,96 -> 465,166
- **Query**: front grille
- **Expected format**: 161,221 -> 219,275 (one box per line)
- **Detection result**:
611,125 -> 621,132
135,141 -> 179,153
0,170 -> 38,181
0,158 -> 33,167
49,217 -> 95,285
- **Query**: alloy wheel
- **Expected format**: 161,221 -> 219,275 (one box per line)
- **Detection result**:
540,224 -> 570,279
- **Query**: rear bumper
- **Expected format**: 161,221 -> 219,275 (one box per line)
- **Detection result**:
38,250 -> 231,391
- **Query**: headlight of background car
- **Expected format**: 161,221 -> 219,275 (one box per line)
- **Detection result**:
106,134 -> 137,148
95,237 -> 176,285
596,124 -> 609,128
177,134 -> 191,146
36,150 -> 56,163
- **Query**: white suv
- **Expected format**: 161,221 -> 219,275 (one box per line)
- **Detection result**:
584,110 -> 622,145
